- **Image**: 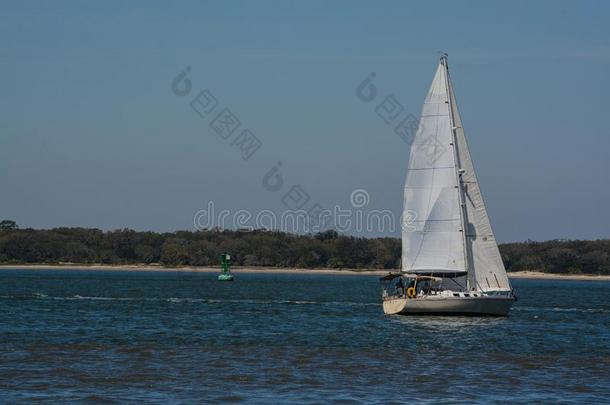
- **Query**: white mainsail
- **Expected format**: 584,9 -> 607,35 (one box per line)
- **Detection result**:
402,56 -> 511,292
402,63 -> 465,274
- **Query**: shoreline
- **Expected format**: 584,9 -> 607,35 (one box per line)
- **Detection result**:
1,264 -> 609,280
0,264 -> 387,276
505,271 -> 610,281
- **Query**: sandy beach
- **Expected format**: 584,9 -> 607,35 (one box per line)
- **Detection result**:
1,264 -> 609,280
505,271 -> 610,281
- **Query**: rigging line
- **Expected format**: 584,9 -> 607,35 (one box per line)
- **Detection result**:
449,276 -> 465,291
464,184 -> 475,206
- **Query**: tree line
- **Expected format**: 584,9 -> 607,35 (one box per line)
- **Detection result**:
0,220 -> 608,274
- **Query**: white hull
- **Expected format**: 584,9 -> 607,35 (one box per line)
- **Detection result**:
383,295 -> 514,316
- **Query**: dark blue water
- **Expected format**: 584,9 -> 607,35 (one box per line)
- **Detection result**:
1,269 -> 609,403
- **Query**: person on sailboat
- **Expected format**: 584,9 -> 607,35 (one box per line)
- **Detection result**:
395,277 -> 405,297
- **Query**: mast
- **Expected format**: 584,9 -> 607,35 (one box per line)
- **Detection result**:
440,54 -> 471,290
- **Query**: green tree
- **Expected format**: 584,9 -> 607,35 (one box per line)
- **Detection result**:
160,241 -> 189,266
134,244 -> 155,264
0,220 -> 18,231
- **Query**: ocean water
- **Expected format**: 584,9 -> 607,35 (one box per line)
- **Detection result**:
0,269 -> 609,403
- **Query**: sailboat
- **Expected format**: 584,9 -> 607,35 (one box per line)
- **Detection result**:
381,55 -> 516,316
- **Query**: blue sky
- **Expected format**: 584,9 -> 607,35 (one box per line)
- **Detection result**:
1,0 -> 609,242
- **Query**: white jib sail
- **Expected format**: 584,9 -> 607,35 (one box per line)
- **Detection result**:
402,63 -> 466,274
447,71 -> 512,292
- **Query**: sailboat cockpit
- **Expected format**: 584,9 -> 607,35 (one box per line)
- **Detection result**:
380,272 -> 474,300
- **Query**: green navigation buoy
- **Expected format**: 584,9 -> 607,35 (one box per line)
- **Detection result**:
218,253 -> 234,281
